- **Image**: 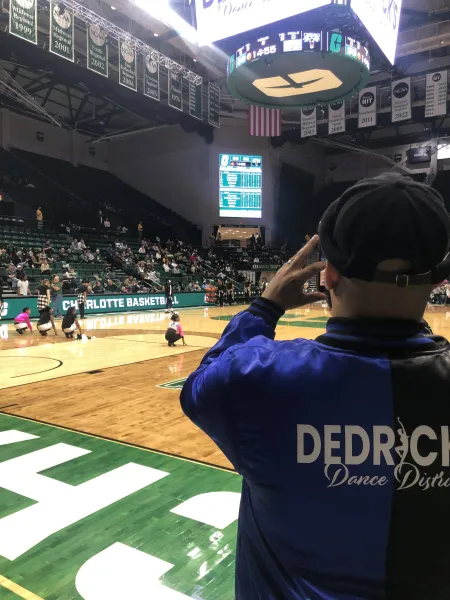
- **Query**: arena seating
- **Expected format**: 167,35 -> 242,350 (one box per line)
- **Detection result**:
0,148 -> 201,244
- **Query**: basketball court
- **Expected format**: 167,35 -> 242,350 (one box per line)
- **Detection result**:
0,304 -> 449,599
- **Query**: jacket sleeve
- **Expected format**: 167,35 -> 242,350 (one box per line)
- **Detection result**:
180,298 -> 284,470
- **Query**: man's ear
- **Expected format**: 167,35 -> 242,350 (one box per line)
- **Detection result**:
324,261 -> 340,291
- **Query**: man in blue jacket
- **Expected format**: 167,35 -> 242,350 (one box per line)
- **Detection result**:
181,173 -> 450,600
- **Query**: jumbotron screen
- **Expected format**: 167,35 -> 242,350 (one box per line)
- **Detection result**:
219,154 -> 262,218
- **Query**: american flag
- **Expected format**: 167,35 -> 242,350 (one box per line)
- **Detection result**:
248,106 -> 282,137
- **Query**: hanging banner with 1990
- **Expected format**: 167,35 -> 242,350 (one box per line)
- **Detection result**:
168,70 -> 183,111
87,24 -> 108,77
144,53 -> 160,101
9,0 -> 37,44
119,41 -> 137,91
50,2 -> 74,62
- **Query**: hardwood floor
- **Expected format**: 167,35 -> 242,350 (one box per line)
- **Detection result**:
1,303 -> 450,470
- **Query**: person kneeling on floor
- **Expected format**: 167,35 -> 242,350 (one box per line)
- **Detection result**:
62,306 -> 83,339
165,312 -> 186,347
37,306 -> 58,337
14,307 -> 33,334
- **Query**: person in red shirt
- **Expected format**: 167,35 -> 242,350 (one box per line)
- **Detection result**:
14,307 -> 33,334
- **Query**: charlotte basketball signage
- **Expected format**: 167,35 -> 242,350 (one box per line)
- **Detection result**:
227,31 -> 370,108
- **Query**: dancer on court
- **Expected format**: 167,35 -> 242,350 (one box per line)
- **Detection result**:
14,307 -> 33,334
165,312 -> 186,347
62,306 -> 83,339
37,306 -> 58,336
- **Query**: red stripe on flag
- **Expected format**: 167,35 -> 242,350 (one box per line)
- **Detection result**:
248,106 -> 282,137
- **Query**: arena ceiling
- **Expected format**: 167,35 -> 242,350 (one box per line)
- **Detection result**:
1,0 -> 450,147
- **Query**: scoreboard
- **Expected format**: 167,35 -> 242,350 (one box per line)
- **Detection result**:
219,154 -> 262,218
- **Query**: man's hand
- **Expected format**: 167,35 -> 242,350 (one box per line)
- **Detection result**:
262,235 -> 326,311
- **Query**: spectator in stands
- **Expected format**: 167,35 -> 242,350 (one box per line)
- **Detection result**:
138,221 -> 144,242
105,278 -> 119,293
36,279 -> 51,315
63,267 -> 77,292
51,276 -> 63,318
253,256 -> 260,264
36,206 -> 43,230
94,249 -> 102,263
103,217 -> 110,232
43,240 -> 53,255
30,252 -> 40,269
79,239 -> 87,251
59,247 -> 67,259
17,275 -> 30,297
249,234 -> 256,249
93,281 -> 104,294
6,264 -> 17,290
163,259 -> 170,274
138,243 -> 146,256
40,259 -> 51,276
15,263 -> 25,281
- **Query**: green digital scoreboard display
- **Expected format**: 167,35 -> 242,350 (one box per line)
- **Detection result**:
219,154 -> 262,218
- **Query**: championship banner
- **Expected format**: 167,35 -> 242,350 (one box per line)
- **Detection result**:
144,54 -> 160,101
189,80 -> 203,120
328,101 -> 345,135
119,41 -> 137,91
301,107 -> 317,138
87,24 -> 108,78
49,2 -> 74,62
168,70 -> 183,111
391,77 -> 411,123
208,82 -> 220,128
425,71 -> 448,118
9,0 -> 37,44
358,86 -> 377,128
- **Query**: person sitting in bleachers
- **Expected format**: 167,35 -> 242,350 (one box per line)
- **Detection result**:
40,259 -> 51,276
105,278 -> 119,293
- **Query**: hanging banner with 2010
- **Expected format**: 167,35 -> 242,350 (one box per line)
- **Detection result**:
50,1 -> 74,62
9,0 -> 37,44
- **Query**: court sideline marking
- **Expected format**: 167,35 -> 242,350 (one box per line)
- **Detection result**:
0,574 -> 43,600
0,411 -> 237,474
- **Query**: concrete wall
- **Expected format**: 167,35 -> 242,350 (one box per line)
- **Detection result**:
0,109 -> 109,170
325,141 -> 437,183
108,118 -> 327,243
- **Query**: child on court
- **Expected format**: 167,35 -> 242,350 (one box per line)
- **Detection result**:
165,312 -> 186,347
14,307 -> 33,334
37,306 -> 58,336
62,306 -> 83,339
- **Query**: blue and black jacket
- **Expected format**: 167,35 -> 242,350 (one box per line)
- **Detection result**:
181,298 -> 450,600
